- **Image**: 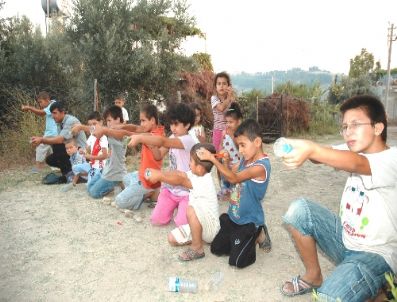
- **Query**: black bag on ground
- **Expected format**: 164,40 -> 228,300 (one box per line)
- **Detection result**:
42,173 -> 66,185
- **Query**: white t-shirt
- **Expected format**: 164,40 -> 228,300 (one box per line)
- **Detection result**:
187,171 -> 220,242
86,134 -> 108,170
188,125 -> 204,144
340,147 -> 397,273
121,107 -> 129,122
162,134 -> 196,196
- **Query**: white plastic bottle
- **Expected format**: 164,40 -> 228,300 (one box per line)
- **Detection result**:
168,277 -> 198,293
273,137 -> 293,157
206,271 -> 223,291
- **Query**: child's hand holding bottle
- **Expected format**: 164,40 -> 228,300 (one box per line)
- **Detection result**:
279,139 -> 316,169
144,168 -> 161,183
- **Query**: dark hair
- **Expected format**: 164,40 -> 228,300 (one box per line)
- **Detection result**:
234,119 -> 262,141
167,102 -> 195,130
340,95 -> 387,142
64,138 -> 77,146
87,111 -> 102,122
141,103 -> 159,124
213,71 -> 231,87
49,101 -> 66,113
190,143 -> 216,173
36,91 -> 50,101
225,102 -> 243,120
114,94 -> 126,102
103,105 -> 124,123
190,102 -> 203,123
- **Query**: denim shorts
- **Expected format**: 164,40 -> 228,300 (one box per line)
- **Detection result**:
115,171 -> 152,210
283,198 -> 391,302
87,170 -> 119,199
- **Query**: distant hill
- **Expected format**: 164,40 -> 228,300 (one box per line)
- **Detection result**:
231,67 -> 336,93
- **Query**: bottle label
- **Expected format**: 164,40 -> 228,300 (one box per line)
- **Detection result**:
175,277 -> 180,292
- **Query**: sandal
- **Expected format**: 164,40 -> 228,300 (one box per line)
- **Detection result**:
178,248 -> 205,261
281,275 -> 320,297
258,225 -> 272,252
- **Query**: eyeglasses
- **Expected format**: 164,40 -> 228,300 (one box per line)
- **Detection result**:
339,122 -> 373,135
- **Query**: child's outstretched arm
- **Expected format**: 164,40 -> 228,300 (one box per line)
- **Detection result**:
281,138 -> 371,175
90,125 -> 133,140
21,105 -> 45,116
128,134 -> 185,149
197,148 -> 266,184
111,123 -> 147,133
144,168 -> 192,189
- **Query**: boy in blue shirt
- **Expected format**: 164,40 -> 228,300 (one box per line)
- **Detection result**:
197,119 -> 271,268
22,91 -> 57,173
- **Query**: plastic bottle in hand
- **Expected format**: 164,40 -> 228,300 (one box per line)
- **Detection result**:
273,137 -> 293,157
168,277 -> 198,293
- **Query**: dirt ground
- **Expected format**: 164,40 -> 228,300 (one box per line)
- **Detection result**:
1,128 -> 396,302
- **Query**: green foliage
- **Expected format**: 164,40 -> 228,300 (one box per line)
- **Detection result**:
192,52 -> 213,71
385,272 -> 397,301
275,81 -> 323,100
239,89 -> 266,119
308,101 -> 339,136
349,48 -> 375,79
0,89 -> 43,169
327,74 -> 377,104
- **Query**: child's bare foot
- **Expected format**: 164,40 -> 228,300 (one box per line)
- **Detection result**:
257,225 -> 272,252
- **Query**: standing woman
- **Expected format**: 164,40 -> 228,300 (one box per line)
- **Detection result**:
210,71 -> 235,151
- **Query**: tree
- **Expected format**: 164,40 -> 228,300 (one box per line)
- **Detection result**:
192,52 -> 213,71
349,48 -> 375,79
65,0 -> 202,117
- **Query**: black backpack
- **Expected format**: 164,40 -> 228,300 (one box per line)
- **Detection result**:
42,173 -> 66,185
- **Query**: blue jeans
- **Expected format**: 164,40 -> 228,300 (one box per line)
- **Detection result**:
283,198 -> 391,302
115,171 -> 152,210
87,170 -> 119,199
72,162 -> 90,180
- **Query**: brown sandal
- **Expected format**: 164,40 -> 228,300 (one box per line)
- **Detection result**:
178,248 -> 205,261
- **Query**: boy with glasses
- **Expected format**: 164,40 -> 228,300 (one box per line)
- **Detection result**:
280,95 -> 396,301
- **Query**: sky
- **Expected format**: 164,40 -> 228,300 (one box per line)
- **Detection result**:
1,0 -> 397,75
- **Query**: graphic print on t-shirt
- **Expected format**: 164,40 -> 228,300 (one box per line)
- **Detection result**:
340,182 -> 370,239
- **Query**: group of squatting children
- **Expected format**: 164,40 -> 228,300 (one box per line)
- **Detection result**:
26,73 -> 396,301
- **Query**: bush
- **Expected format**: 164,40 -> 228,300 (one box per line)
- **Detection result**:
0,88 -> 43,170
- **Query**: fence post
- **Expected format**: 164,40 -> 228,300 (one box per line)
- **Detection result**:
94,79 -> 99,112
256,96 -> 259,122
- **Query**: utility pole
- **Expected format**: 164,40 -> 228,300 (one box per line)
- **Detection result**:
45,0 -> 50,35
385,23 -> 397,116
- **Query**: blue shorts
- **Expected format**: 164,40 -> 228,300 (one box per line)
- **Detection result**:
115,171 -> 152,210
283,198 -> 391,302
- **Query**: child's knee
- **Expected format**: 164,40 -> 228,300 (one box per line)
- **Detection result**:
283,198 -> 311,231
150,213 -> 170,226
88,188 -> 102,199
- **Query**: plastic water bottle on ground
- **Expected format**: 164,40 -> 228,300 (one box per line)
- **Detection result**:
168,277 -> 198,293
206,271 -> 224,291
273,137 -> 293,157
